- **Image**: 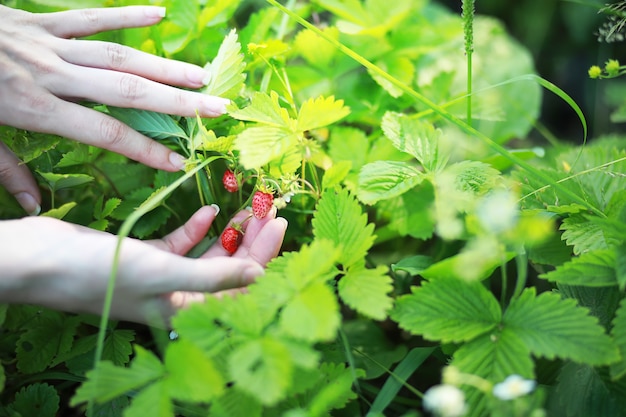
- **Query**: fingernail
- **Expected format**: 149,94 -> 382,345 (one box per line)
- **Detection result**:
145,6 -> 166,18
277,217 -> 288,230
202,97 -> 231,117
210,203 -> 220,216
169,152 -> 186,171
186,66 -> 211,87
243,264 -> 264,284
15,192 -> 40,216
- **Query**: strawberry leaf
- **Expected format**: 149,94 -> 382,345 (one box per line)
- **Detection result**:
124,380 -> 173,417
391,276 -> 501,343
202,29 -> 246,100
539,249 -> 617,287
164,339 -> 224,402
16,312 -> 79,374
106,107 -> 187,140
611,298 -> 626,380
10,383 -> 60,417
71,345 -> 164,406
451,330 -> 535,417
296,95 -> 350,132
357,160 -> 424,205
228,338 -> 293,406
234,126 -> 297,170
312,188 -> 376,268
279,281 -> 341,342
338,265 -> 393,320
229,91 -> 292,127
503,288 -> 619,365
381,112 -> 446,171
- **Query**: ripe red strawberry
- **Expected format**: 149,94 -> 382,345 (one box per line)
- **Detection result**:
252,190 -> 274,219
222,169 -> 238,193
221,225 -> 243,254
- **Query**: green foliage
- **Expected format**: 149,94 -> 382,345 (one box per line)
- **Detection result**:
3,0 -> 626,416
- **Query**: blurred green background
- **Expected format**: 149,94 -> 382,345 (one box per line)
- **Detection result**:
440,0 -> 626,142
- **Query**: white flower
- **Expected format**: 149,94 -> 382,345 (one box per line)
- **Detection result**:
476,190 -> 519,233
423,384 -> 467,417
492,375 -> 536,400
169,330 -> 179,340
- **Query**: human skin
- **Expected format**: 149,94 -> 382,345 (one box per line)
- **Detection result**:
0,205 -> 288,325
0,5 -> 287,324
0,5 -> 229,215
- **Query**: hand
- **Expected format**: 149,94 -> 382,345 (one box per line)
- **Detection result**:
0,205 -> 288,325
0,5 -> 229,215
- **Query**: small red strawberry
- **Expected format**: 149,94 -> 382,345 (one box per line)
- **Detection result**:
222,169 -> 239,193
252,190 -> 274,219
221,225 -> 243,254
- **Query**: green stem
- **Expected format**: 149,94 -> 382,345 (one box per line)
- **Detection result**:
511,249 -> 528,300
462,0 -> 475,126
88,155 -> 221,414
265,0 -> 604,218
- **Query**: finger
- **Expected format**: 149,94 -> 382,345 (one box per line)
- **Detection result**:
55,39 -> 209,88
0,141 -> 41,215
39,6 -> 168,39
55,66 -> 228,118
148,205 -> 219,255
234,217 -> 288,267
15,94 -> 187,172
146,256 -> 264,294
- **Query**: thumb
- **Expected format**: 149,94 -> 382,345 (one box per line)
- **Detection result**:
0,141 -> 41,215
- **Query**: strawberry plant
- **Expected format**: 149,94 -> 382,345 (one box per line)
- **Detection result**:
2,0 -> 626,416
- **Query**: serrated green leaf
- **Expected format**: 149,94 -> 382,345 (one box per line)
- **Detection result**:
503,288 -> 619,365
40,202 -> 76,219
106,108 -> 187,140
16,312 -> 79,374
234,125 -> 297,169
171,300 -> 228,352
38,171 -> 93,191
3,130 -> 60,163
539,249 -> 617,287
164,339 -> 224,402
308,363 -> 364,416
391,277 -> 501,343
357,161 -> 425,205
279,281 -> 341,342
322,160 -> 352,189
193,117 -> 236,153
203,29 -> 246,99
296,96 -> 350,132
611,298 -> 626,380
102,198 -> 122,219
313,188 -> 376,267
381,112 -> 446,171
229,91 -> 292,127
381,181 -> 436,240
71,345 -> 165,406
125,380 -> 173,417
56,145 -> 102,168
228,337 -> 293,405
338,265 -> 393,320
560,214 -> 611,255
103,330 -> 135,366
11,383 -> 60,417
199,0 -> 242,26
554,362 -> 626,417
210,388 -> 262,417
451,330 -> 535,417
